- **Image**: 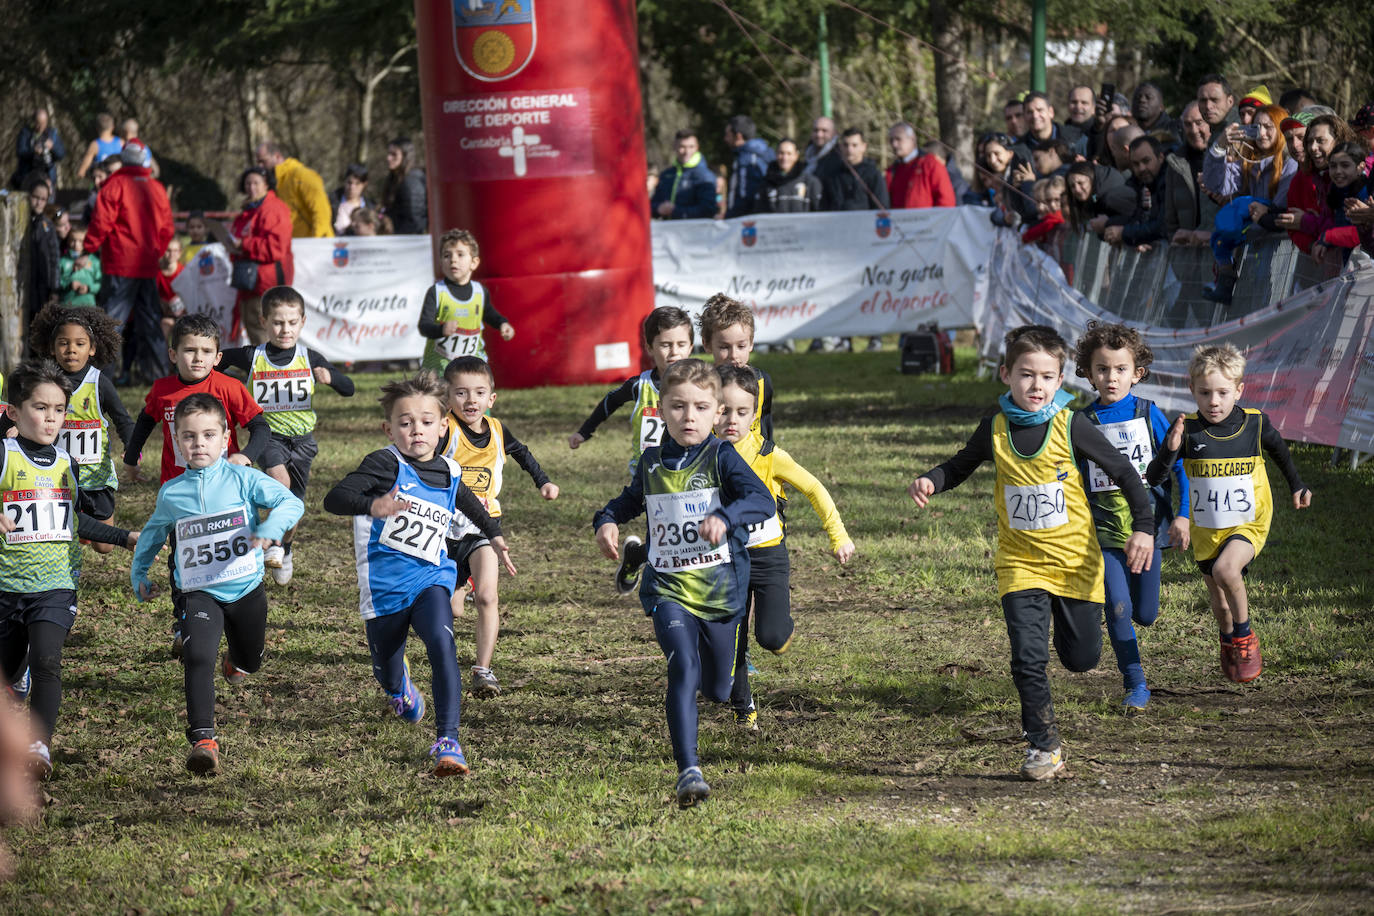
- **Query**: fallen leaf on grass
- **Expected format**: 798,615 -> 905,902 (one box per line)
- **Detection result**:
1357,808 -> 1372,823
938,663 -> 981,677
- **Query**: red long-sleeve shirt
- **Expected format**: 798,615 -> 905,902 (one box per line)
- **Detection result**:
885,154 -> 956,209
82,165 -> 173,278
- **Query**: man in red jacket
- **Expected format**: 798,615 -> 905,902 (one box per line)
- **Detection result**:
885,123 -> 955,210
83,139 -> 174,383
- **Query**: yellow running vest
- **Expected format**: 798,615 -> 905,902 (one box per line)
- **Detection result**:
442,414 -> 505,517
423,280 -> 488,370
249,344 -> 315,436
0,439 -> 80,592
1181,408 -> 1271,562
992,410 -> 1103,602
59,366 -> 117,491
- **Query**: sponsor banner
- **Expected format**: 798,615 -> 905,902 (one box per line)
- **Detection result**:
984,229 -> 1374,452
651,208 -> 996,342
171,244 -> 242,345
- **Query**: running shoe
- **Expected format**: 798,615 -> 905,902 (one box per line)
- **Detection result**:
1230,632 -> 1263,683
430,737 -> 469,776
675,766 -> 711,807
1020,744 -> 1065,781
186,738 -> 220,776
469,666 -> 501,698
734,704 -> 759,732
1219,638 -> 1237,681
390,657 -> 425,724
29,740 -> 51,781
1122,684 -> 1151,714
616,535 -> 647,595
270,550 -> 293,586
221,652 -> 249,686
9,666 -> 30,702
263,545 -> 285,569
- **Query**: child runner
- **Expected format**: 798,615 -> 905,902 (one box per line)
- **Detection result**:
219,286 -> 355,585
23,305 -> 135,556
438,355 -> 557,696
712,365 -> 854,729
1073,322 -> 1190,712
418,229 -> 514,372
593,358 -> 774,807
0,361 -> 136,779
698,293 -> 774,441
323,372 -> 514,776
1148,344 -> 1311,682
908,325 -> 1156,781
123,314 -> 271,655
568,306 -> 695,593
130,394 -> 303,775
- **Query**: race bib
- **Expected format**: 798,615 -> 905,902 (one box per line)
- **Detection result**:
1088,417 -> 1152,492
1191,474 -> 1256,528
175,506 -> 256,589
379,495 -> 452,565
745,512 -> 783,548
3,487 -> 73,543
57,419 -> 103,465
638,407 -> 665,452
646,487 -> 730,571
1004,481 -> 1069,531
253,369 -> 312,413
437,332 -> 484,361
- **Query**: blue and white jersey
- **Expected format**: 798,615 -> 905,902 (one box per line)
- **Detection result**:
352,445 -> 463,619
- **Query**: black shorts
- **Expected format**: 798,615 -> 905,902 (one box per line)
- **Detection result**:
1196,534 -> 1254,578
0,589 -> 78,631
77,486 -> 116,520
259,432 -> 318,497
446,534 -> 491,583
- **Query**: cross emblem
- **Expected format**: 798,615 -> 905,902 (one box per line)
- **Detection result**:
497,126 -> 541,177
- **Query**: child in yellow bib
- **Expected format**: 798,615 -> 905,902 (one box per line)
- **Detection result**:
1149,344 -> 1311,684
418,229 -> 514,371
909,326 -> 1156,782
439,356 -> 558,699
713,365 -> 853,729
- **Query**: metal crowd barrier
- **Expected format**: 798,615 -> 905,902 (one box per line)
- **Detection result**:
1048,229 -> 1338,329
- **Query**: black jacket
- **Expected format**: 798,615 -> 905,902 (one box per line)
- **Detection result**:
754,160 -> 823,213
819,157 -> 891,211
384,168 -> 428,235
1109,168 -> 1169,245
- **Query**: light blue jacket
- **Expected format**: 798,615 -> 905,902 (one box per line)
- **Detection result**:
131,458 -> 303,603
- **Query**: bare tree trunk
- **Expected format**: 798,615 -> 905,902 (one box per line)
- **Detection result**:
931,0 -> 973,173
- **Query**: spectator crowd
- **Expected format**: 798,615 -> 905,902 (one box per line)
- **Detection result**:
12,107 -> 429,380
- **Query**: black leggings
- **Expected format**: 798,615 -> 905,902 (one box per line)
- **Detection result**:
0,620 -> 67,745
729,543 -> 793,711
182,586 -> 268,743
1001,589 -> 1103,751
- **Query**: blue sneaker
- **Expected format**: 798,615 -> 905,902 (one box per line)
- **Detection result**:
430,737 -> 469,776
10,666 -> 30,701
675,766 -> 711,807
1122,684 -> 1151,714
389,657 -> 425,724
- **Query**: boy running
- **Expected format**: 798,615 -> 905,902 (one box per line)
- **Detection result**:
1148,344 -> 1311,682
324,372 -> 514,776
131,394 -> 303,775
698,293 -> 774,441
438,356 -> 557,696
220,286 -> 355,585
594,359 -> 774,807
908,325 -> 1156,781
418,229 -> 514,371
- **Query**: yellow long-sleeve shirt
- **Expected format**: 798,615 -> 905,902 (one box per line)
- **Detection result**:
733,431 -> 850,551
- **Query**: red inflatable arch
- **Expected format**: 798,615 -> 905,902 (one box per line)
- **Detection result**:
414,0 -> 654,388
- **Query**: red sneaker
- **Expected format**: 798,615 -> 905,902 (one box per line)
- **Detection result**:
1219,638 -> 1237,680
186,738 -> 220,776
1231,632 -> 1263,682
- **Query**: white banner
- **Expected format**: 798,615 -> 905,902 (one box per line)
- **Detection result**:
651,208 -> 996,342
172,243 -> 241,345
292,236 -> 433,362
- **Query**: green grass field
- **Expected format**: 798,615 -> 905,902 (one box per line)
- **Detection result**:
2,348 -> 1371,914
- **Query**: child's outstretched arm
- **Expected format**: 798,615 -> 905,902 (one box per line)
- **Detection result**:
570,376 -> 638,449
502,424 -> 558,500
1258,414 -> 1313,509
1149,404 -> 1192,550
131,502 -> 176,601
909,415 -> 997,506
771,445 -> 854,562
308,349 -> 355,397
247,470 -> 306,548
593,466 -> 646,558
122,408 -> 159,482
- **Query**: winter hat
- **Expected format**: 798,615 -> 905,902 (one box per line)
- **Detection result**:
1281,105 -> 1337,133
1238,85 -> 1273,110
120,139 -> 148,165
